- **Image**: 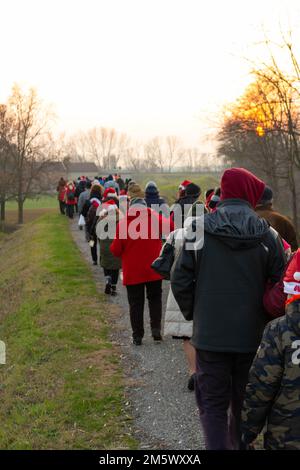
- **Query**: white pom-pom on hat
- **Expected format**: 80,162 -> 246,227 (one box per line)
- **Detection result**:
294,272 -> 300,281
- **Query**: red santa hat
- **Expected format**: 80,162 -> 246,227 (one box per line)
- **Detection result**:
284,249 -> 300,303
103,188 -> 117,199
179,180 -> 192,191
99,199 -> 118,217
90,197 -> 101,208
103,199 -> 117,210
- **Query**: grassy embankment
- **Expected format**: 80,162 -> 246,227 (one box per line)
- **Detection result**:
4,196 -> 58,228
0,213 -> 136,449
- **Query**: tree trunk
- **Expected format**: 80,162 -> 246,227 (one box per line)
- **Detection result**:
288,162 -> 298,234
18,198 -> 24,225
0,199 -> 5,221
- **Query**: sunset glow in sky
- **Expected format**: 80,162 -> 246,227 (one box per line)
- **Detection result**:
1,0 -> 300,147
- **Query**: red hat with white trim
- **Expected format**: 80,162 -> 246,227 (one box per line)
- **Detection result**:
103,199 -> 117,210
284,249 -> 300,296
179,180 -> 192,190
90,197 -> 101,208
99,199 -> 118,217
103,188 -> 117,199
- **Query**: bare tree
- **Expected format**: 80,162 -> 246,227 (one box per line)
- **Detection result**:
144,137 -> 164,171
0,104 -> 15,222
165,135 -> 184,172
124,142 -> 145,172
7,84 -> 54,224
218,68 -> 300,229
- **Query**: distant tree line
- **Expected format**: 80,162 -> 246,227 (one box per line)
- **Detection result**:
57,130 -> 219,174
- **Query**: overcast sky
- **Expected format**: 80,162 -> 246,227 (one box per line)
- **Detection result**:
1,0 -> 300,148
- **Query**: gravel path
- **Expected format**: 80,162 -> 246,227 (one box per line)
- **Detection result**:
70,219 -> 204,450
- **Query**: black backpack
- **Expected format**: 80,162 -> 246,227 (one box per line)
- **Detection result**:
151,239 -> 175,280
67,191 -> 75,201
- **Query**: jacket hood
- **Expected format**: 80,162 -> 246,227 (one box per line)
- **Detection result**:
145,192 -> 165,207
186,183 -> 201,198
286,301 -> 300,336
204,199 -> 270,250
145,180 -> 158,190
221,168 -> 265,208
145,185 -> 159,197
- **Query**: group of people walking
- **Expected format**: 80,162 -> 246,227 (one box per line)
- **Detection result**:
57,168 -> 300,450
56,174 -> 125,219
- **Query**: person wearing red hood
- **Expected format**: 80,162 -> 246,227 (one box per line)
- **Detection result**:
171,167 -> 285,450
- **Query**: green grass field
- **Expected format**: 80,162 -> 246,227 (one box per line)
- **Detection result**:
0,214 -> 136,449
2,173 -> 220,228
6,195 -> 58,210
131,173 -> 220,204
6,173 -> 220,211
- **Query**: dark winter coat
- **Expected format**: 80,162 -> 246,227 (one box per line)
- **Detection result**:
96,212 -> 122,270
117,177 -> 125,191
242,300 -> 300,449
78,189 -> 90,214
145,187 -> 169,216
171,199 -> 285,353
85,204 -> 98,238
171,194 -> 199,228
256,204 -> 298,251
75,180 -> 86,198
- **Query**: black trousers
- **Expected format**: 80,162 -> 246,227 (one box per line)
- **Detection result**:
103,268 -> 119,285
126,280 -> 162,340
59,200 -> 65,214
90,235 -> 98,263
66,204 -> 74,219
195,350 -> 255,450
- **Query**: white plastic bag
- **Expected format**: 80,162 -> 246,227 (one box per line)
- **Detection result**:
78,214 -> 86,226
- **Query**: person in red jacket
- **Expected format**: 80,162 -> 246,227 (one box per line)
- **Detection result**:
110,197 -> 174,345
57,177 -> 67,214
65,181 -> 77,219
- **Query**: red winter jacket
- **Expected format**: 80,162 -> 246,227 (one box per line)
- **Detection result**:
58,187 -> 66,202
65,184 -> 77,205
110,206 -> 174,285
263,254 -> 293,318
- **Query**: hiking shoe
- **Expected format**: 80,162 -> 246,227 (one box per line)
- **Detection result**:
111,285 -> 117,296
104,283 -> 111,295
133,338 -> 142,346
152,329 -> 162,341
187,373 -> 196,391
153,334 -> 163,342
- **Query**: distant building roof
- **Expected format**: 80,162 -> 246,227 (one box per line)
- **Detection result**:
66,162 -> 98,173
43,161 -> 66,172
